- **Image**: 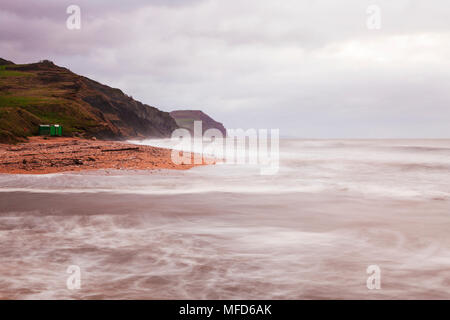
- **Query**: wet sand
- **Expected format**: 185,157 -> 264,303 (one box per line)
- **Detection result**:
0,137 -> 207,174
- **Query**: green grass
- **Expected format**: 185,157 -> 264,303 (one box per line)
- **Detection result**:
0,65 -> 35,78
31,109 -> 98,129
0,107 -> 41,142
0,95 -> 62,108
0,94 -> 99,142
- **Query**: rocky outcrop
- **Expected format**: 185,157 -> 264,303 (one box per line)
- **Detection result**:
170,110 -> 226,136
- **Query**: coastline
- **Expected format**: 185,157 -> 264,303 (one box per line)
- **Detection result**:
0,136 -> 206,174
0,139 -> 449,299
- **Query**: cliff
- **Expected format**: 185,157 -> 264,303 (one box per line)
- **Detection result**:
170,110 -> 226,136
0,59 -> 178,143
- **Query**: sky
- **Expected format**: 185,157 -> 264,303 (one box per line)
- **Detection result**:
1,0 -> 450,138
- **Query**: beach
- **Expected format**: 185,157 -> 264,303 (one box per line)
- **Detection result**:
0,137 -> 204,174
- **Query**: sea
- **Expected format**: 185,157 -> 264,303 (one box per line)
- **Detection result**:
0,139 -> 449,299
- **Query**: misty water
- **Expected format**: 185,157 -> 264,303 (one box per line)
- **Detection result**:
0,139 -> 449,299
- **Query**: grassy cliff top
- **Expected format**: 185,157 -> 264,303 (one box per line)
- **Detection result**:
0,59 -> 178,144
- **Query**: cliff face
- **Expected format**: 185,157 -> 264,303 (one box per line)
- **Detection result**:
0,59 -> 178,143
170,110 -> 226,136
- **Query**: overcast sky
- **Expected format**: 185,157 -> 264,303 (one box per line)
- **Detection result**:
1,0 -> 450,138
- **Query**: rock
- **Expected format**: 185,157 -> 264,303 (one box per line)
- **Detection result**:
73,159 -> 83,165
170,110 -> 227,136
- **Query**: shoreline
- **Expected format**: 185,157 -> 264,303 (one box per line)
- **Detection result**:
0,136 -> 207,174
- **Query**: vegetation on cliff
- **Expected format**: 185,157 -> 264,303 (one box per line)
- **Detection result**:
0,59 -> 178,143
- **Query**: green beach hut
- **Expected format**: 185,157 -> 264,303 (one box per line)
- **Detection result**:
39,124 -> 62,136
